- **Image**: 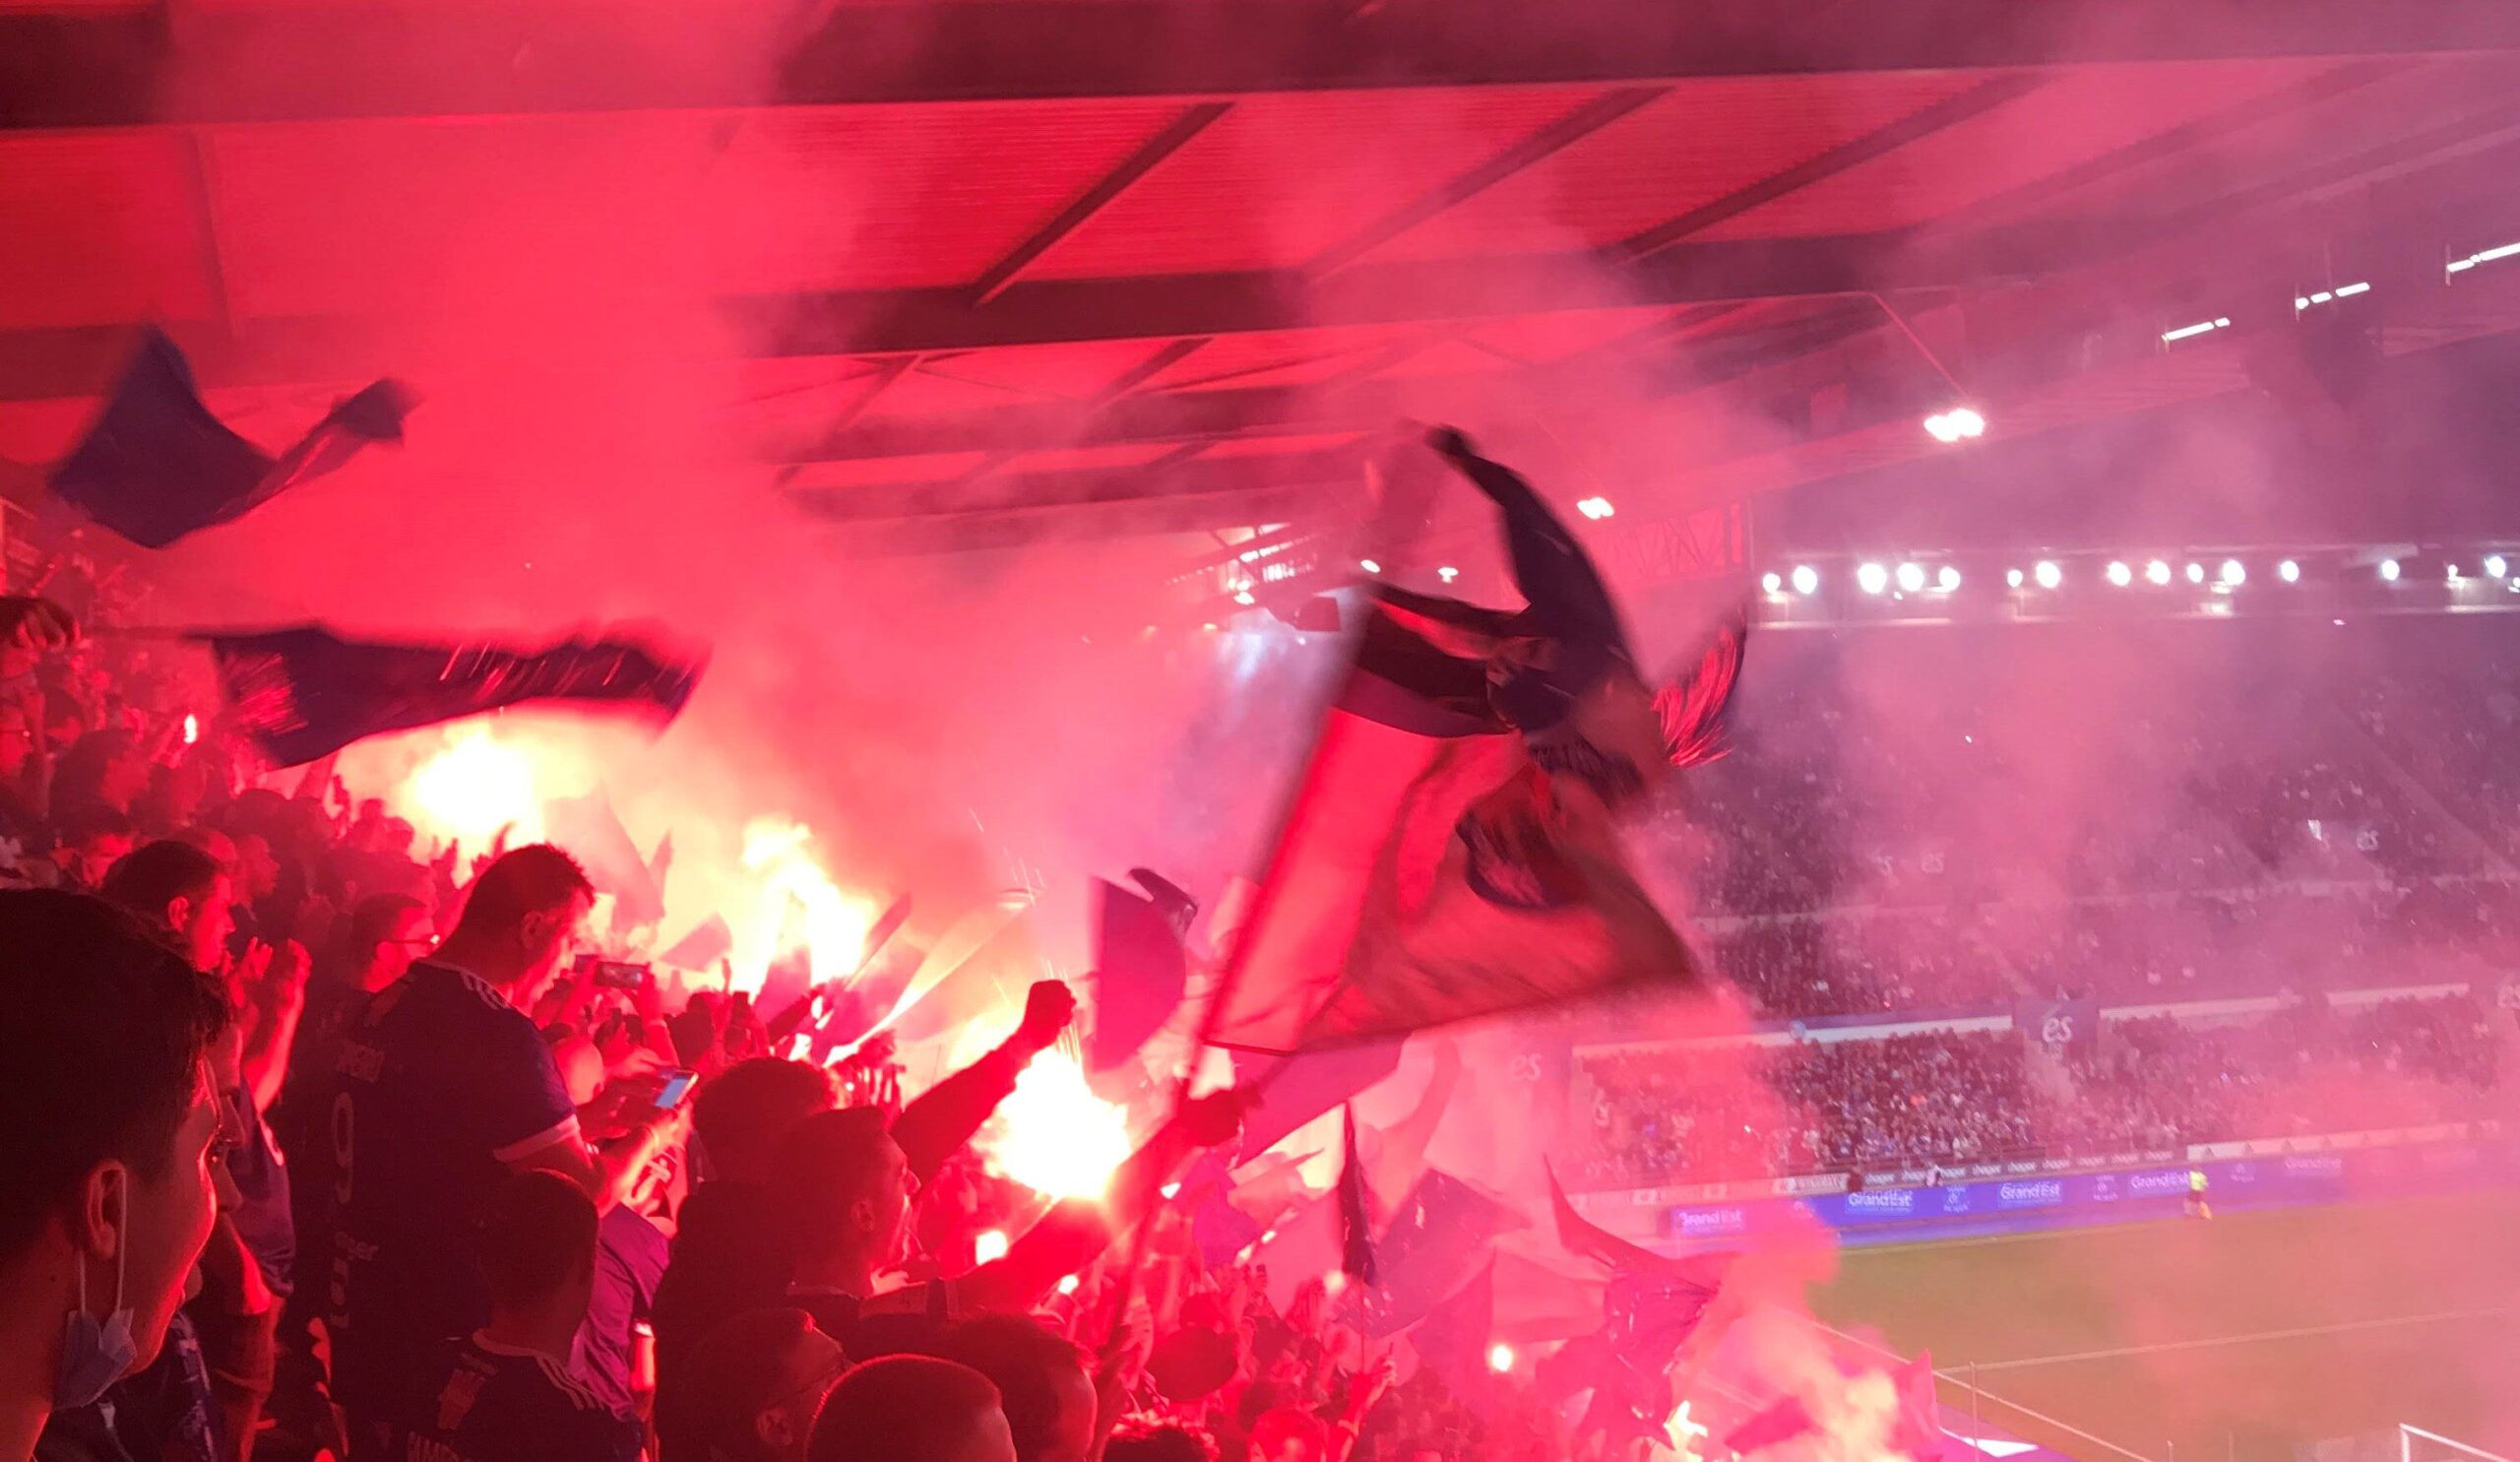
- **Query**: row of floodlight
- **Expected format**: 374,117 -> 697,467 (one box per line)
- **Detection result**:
1759,552 -> 2518,599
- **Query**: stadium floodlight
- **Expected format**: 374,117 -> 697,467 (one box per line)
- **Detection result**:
2184,561 -> 2206,584
1761,571 -> 1783,594
2379,558 -> 2401,582
1487,1344 -> 1516,1373
1895,562 -> 1926,593
2005,568 -> 2025,589
1858,562 -> 1890,595
2106,561 -> 2133,587
2488,554 -> 2509,579
2448,563 -> 2463,583
1359,558 -> 1380,574
2279,559 -> 2301,583
2447,240 -> 2520,276
2145,559 -> 2172,586
2221,559 -> 2246,586
1232,590 -> 1256,605
2033,560 -> 2062,589
1938,565 -> 1962,591
1576,496 -> 1615,521
1437,565 -> 1459,583
1922,407 -> 1987,444
1791,565 -> 1820,596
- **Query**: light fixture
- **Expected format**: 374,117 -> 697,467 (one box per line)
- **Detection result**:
2379,558 -> 2401,582
2448,562 -> 2463,583
2145,559 -> 2172,586
1895,562 -> 1926,593
1233,590 -> 1256,605
1791,565 -> 1820,596
2297,283 -> 2370,311
2278,559 -> 2300,583
2005,568 -> 2024,589
2220,559 -> 2245,586
1937,565 -> 1961,591
2184,562 -> 2206,585
2107,561 -> 2133,587
974,1230 -> 1009,1265
2488,554 -> 2508,579
1487,1344 -> 1516,1373
1922,407 -> 1987,444
1437,566 -> 1459,584
2447,241 -> 2520,276
1576,496 -> 1615,520
1858,562 -> 1890,595
1359,558 -> 1380,574
2034,560 -> 2062,590
2161,317 -> 2233,344
1761,571 -> 1783,595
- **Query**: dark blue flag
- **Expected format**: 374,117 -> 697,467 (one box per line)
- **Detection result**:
1337,1104 -> 1377,1285
1348,1169 -> 1523,1339
1084,871 -> 1193,1075
51,327 -> 413,548
207,625 -> 702,766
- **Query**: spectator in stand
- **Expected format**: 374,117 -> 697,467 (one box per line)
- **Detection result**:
327,845 -> 676,1452
805,1357 -> 1015,1462
48,804 -> 136,894
1,891 -> 226,1462
391,1172 -> 643,1462
933,1315 -> 1101,1462
657,1308 -> 843,1462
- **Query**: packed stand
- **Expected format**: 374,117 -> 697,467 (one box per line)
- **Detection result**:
1573,993 -> 2507,1189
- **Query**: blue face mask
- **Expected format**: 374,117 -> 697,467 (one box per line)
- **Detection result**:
55,1177 -> 138,1410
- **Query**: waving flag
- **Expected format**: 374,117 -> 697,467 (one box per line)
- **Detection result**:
51,326 -> 413,547
1084,871 -> 1194,1074
207,625 -> 701,766
1207,429 -> 1742,1057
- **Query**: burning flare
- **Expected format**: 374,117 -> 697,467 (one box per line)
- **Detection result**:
734,816 -> 873,998
981,1049 -> 1131,1201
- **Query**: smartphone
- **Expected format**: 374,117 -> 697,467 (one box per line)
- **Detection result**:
590,959 -> 652,990
653,1069 -> 698,1110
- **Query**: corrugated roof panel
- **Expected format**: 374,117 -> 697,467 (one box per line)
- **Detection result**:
1361,71 -> 1986,263
1693,58 -> 2333,241
700,98 -> 1186,291
915,339 -> 1181,402
1460,305 -> 1678,363
1003,442 -> 1176,475
785,450 -> 987,489
1140,323 -> 1425,392
1023,85 -> 1596,279
0,132 -> 217,329
204,112 -> 726,318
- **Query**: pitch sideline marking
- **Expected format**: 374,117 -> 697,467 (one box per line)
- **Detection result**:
1799,1313 -> 2162,1462
1963,1307 -> 2516,1374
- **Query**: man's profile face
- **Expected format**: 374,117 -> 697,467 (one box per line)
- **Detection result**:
372,905 -> 433,986
180,874 -> 236,974
124,1061 -> 223,1368
519,891 -> 594,999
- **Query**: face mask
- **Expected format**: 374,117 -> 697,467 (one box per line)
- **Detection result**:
55,1177 -> 138,1410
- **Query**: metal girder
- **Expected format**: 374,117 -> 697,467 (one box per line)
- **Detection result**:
788,441 -> 1364,522
10,0 -> 2520,128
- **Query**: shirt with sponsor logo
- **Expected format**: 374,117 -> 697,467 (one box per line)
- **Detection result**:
329,961 -> 581,1422
393,1333 -> 645,1462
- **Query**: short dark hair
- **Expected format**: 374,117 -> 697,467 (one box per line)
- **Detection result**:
475,1170 -> 598,1309
100,840 -> 226,922
774,1107 -> 895,1232
693,1058 -> 840,1181
934,1314 -> 1088,1462
452,845 -> 592,939
1104,1419 -> 1221,1462
663,1307 -> 830,1462
53,800 -> 135,849
346,892 -> 427,960
807,1355 -> 1003,1462
0,891 -> 227,1256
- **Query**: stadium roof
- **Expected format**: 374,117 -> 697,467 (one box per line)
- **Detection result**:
5,0 -> 2520,586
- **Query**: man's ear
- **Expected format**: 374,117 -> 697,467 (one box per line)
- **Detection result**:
165,895 -> 192,935
76,1159 -> 130,1262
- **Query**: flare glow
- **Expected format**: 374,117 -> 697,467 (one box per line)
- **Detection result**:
981,1049 -> 1132,1200
735,816 -> 874,998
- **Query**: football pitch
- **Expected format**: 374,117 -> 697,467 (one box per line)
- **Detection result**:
1809,1190 -> 2520,1462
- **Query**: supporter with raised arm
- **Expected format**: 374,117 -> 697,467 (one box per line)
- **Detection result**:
326,846 -> 674,1453
0,891 -> 226,1462
389,1172 -> 644,1462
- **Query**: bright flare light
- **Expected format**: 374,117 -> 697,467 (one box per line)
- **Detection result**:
1056,1274 -> 1080,1296
1857,562 -> 1890,595
982,1049 -> 1132,1200
2279,559 -> 2301,583
1791,565 -> 1820,596
736,817 -> 875,998
974,1230 -> 1009,1265
1663,1401 -> 1711,1462
1437,566 -> 1460,584
1486,1344 -> 1516,1373
1576,496 -> 1615,520
410,729 -> 546,847
2107,561 -> 2133,587
2220,559 -> 2246,586
1359,558 -> 1381,574
181,713 -> 200,745
1760,571 -> 1783,595
1937,565 -> 1961,591
1922,407 -> 1987,443
2145,559 -> 2173,586
2379,558 -> 2402,582
2033,560 -> 2062,590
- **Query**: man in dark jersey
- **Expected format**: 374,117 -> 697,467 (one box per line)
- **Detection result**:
393,1172 -> 643,1462
327,846 -> 673,1455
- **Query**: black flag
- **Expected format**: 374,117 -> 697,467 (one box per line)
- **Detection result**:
206,625 -> 702,766
51,327 -> 414,547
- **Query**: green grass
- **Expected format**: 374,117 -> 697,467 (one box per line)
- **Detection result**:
1810,1191 -> 2520,1462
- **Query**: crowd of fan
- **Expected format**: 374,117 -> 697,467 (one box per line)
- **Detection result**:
0,594 -> 1532,1462
1643,628 -> 2520,1021
1574,994 -> 2507,1188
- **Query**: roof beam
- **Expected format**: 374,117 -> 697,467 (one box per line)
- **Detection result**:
789,442 -> 1362,522
970,101 -> 1234,303
9,0 -> 2520,128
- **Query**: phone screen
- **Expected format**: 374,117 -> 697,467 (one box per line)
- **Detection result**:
653,1070 -> 698,1110
593,960 -> 651,990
